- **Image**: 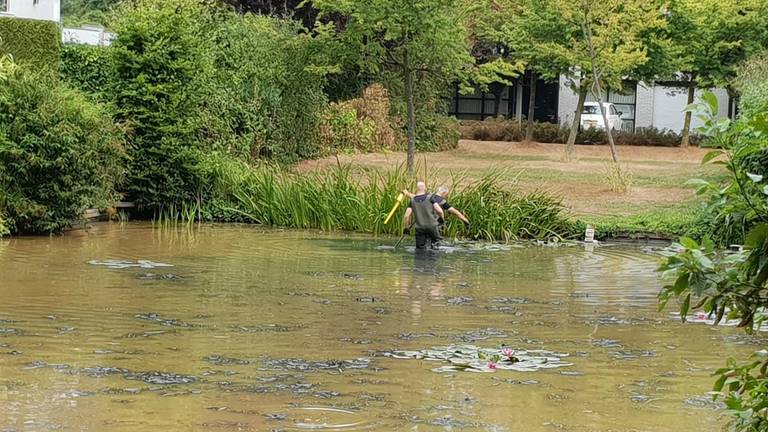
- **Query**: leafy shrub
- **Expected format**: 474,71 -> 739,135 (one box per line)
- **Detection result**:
413,114 -> 460,151
0,66 -> 125,234
657,94 -> 768,430
532,122 -> 566,143
0,17 -> 61,71
60,44 -> 113,97
110,1 -> 332,207
319,103 -> 377,153
346,84 -> 398,150
62,0 -> 118,27
576,127 -> 605,144
615,127 -> 700,146
459,118 -> 521,141
205,14 -> 328,161
198,13 -> 328,161
317,84 -> 398,155
110,0 -> 216,206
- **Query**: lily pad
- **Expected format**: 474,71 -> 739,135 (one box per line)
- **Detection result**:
381,344 -> 573,373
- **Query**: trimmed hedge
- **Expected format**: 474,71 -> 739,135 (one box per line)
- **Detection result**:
0,17 -> 60,70
459,118 -> 701,147
61,44 -> 112,96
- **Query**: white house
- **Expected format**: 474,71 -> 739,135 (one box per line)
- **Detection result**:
450,74 -> 733,134
557,77 -> 732,133
0,0 -> 60,22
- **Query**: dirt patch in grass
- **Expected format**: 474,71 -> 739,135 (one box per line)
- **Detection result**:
298,140 -> 720,220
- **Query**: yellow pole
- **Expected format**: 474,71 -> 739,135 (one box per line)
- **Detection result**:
384,193 -> 405,225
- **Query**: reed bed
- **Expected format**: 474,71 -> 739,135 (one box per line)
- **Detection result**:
191,155 -> 576,242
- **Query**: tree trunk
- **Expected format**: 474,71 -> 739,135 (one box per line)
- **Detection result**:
404,52 -> 416,174
582,16 -> 619,163
594,88 -> 619,163
565,84 -> 588,161
680,82 -> 695,148
490,82 -> 503,117
524,72 -> 537,143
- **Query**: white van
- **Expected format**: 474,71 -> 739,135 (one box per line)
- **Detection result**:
580,102 -> 623,131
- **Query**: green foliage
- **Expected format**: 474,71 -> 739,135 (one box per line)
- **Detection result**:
110,0 -> 213,206
190,152 -> 574,241
312,0 -> 474,170
658,93 -> 768,431
319,103 -> 377,153
668,0 -> 768,90
443,172 -> 574,241
318,83 -> 400,154
0,17 -> 61,71
201,13 -> 329,161
62,0 -> 120,27
0,66 -> 125,235
414,115 -> 460,152
586,206 -> 705,240
60,44 -> 113,97
736,52 -> 768,119
108,0 -> 332,206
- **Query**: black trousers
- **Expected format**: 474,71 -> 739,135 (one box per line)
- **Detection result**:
415,226 -> 441,249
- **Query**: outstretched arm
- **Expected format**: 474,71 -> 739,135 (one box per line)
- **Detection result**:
449,207 -> 469,224
403,207 -> 413,229
402,189 -> 415,199
432,203 -> 445,219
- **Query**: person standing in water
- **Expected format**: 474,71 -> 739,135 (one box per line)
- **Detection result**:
430,186 -> 470,230
403,185 -> 470,230
403,181 -> 444,250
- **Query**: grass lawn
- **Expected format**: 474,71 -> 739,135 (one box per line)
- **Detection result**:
299,140 -> 725,239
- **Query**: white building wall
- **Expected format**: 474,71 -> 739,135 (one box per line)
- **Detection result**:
634,82 -> 654,128
650,87 -> 730,132
62,26 -> 114,46
1,0 -> 60,22
557,75 -> 579,126
557,78 -> 731,133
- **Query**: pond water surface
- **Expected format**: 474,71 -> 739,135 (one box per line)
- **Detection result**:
0,223 -> 761,431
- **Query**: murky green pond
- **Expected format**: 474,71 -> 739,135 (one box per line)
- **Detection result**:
0,223 -> 761,431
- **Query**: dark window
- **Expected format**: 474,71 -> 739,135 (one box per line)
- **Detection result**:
0,0 -> 7,12
583,105 -> 600,114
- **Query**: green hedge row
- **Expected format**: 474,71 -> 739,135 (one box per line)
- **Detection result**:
0,17 -> 60,70
60,44 -> 112,95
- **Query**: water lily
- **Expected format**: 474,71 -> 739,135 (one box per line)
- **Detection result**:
502,348 -> 515,358
487,361 -> 497,370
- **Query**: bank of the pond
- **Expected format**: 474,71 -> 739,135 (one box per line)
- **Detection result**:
297,142 -> 722,241
0,162 -> 701,242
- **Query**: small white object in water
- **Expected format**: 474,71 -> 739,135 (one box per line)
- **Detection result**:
584,225 -> 596,243
88,259 -> 174,269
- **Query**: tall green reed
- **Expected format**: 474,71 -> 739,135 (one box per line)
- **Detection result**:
194,154 -> 575,241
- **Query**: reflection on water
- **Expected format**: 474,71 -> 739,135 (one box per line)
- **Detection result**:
0,223 -> 759,431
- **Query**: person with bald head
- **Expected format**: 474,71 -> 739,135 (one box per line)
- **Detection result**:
402,181 -> 444,250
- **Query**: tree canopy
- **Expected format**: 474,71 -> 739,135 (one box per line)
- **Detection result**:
312,0 -> 475,172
